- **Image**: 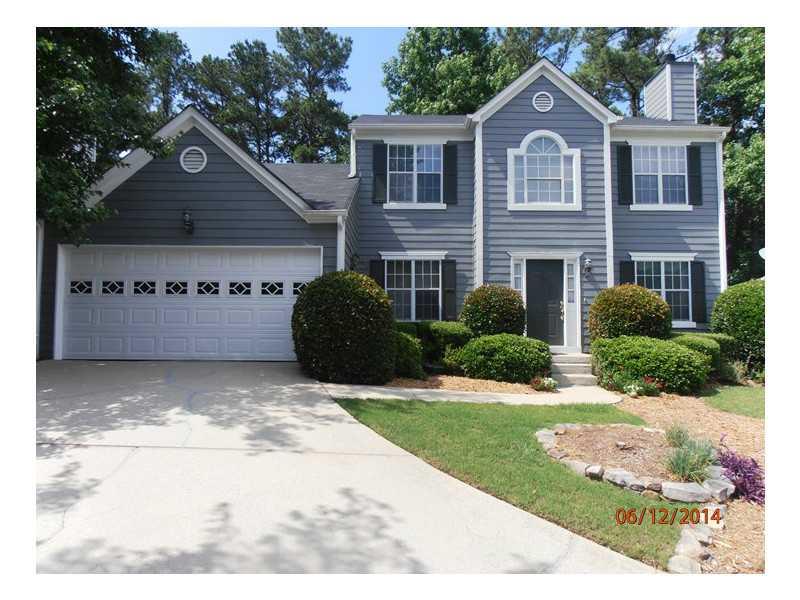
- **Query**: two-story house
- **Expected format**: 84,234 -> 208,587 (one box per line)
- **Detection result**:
37,57 -> 728,361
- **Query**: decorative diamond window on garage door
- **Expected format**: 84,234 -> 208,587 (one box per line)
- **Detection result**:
60,246 -> 321,360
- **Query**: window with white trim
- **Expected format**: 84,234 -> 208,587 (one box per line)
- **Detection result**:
634,260 -> 692,321
385,259 -> 441,321
508,132 -> 580,209
388,144 -> 443,204
632,145 -> 688,205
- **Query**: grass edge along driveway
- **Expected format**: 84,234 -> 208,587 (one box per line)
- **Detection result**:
337,398 -> 686,570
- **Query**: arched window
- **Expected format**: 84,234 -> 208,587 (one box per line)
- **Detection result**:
507,130 -> 581,211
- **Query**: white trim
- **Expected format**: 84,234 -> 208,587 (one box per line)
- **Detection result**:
630,204 -> 693,212
383,256 -> 444,322
386,142 -> 444,205
673,321 -> 697,329
629,252 -> 697,262
336,215 -> 346,271
610,127 -> 728,142
474,122 -> 484,287
348,133 -> 356,177
630,144 -> 690,208
716,140 -> 728,291
179,146 -> 207,173
506,130 -> 582,211
603,123 -> 614,288
36,220 -> 44,358
532,91 -> 554,113
353,127 -> 474,142
508,250 -> 583,261
88,107 -> 339,224
384,202 -> 447,211
469,60 -> 620,124
53,244 -> 67,359
665,64 -> 673,121
380,250 -> 447,261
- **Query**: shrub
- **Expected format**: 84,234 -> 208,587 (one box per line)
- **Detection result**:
291,271 -> 395,384
459,285 -> 525,336
442,345 -> 465,375
454,334 -> 551,383
718,443 -> 765,505
666,439 -> 717,483
394,322 -> 419,338
531,376 -> 558,392
672,334 -> 722,372
710,279 -> 765,371
392,331 -> 425,380
417,320 -> 474,363
665,425 -> 691,448
588,284 -> 672,340
591,336 -> 711,394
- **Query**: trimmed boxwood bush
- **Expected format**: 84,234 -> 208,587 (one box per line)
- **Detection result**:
591,335 -> 711,394
671,334 -> 722,372
711,279 -> 765,370
417,320 -> 474,363
674,332 -> 736,362
459,285 -> 525,336
454,334 -> 551,383
394,322 -> 419,338
588,284 -> 672,340
393,330 -> 425,379
292,271 -> 395,384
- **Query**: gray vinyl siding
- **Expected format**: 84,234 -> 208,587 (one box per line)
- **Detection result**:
38,127 -> 337,358
354,138 -> 475,311
611,141 -> 721,322
481,75 -> 608,349
644,68 -> 669,120
345,191 -> 360,270
670,63 -> 697,123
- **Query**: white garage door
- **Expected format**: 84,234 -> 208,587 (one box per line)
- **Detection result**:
59,245 -> 321,360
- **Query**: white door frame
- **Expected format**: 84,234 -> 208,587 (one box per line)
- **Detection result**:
508,250 -> 582,353
53,243 -> 324,360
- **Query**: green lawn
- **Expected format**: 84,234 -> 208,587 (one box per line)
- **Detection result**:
337,398 -> 687,569
701,385 -> 765,418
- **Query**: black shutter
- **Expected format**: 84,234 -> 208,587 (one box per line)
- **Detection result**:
441,260 -> 457,320
443,143 -> 458,205
687,145 -> 703,206
369,259 -> 385,288
691,261 -> 707,323
372,143 -> 387,204
617,144 -> 633,206
620,261 -> 635,285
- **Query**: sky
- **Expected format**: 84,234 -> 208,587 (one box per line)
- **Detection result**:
169,27 -> 700,117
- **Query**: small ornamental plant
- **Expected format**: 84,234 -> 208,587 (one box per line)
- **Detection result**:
460,285 -> 526,336
531,376 -> 558,392
718,437 -> 765,505
588,284 -> 672,340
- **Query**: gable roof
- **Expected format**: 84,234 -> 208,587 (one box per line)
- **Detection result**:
264,164 -> 359,210
88,106 -> 346,223
350,114 -> 469,128
469,58 -> 621,125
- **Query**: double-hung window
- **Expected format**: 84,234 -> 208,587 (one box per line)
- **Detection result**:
634,259 -> 692,323
507,131 -> 581,210
388,144 -> 443,204
385,259 -> 441,321
632,145 -> 688,206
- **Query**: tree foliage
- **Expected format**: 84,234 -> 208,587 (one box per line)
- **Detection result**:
139,30 -> 192,121
36,27 -> 170,243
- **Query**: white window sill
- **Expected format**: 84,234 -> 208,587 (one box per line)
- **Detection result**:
672,321 -> 697,329
384,202 -> 447,210
507,203 -> 582,212
629,204 -> 693,212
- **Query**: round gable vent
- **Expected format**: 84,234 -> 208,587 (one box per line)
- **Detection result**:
180,146 -> 207,173
532,91 -> 554,113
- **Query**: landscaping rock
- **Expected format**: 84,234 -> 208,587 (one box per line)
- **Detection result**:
562,459 -> 589,476
667,555 -> 702,574
640,476 -> 663,492
641,490 -> 661,500
535,430 -> 556,449
706,465 -> 727,480
585,465 -> 604,480
603,468 -> 635,487
683,524 -> 713,546
552,424 -> 567,435
626,478 -> 646,492
615,440 -> 630,450
702,478 -> 736,502
661,481 -> 712,503
675,530 -> 711,560
547,448 -> 567,460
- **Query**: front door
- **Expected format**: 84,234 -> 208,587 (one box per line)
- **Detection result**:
525,260 -> 564,345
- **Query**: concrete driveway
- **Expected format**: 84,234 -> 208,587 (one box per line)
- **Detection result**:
36,361 -> 653,574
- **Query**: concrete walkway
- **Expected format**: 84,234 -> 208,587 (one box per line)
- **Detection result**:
322,382 -> 621,405
36,361 -> 652,574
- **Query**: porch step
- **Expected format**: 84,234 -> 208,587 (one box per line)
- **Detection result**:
552,373 -> 598,387
551,362 -> 593,375
550,353 -> 592,365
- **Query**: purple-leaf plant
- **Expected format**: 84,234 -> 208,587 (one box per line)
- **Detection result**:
718,435 -> 765,505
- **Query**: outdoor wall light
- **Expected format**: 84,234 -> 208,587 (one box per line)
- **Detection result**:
583,257 -> 592,277
183,209 -> 194,234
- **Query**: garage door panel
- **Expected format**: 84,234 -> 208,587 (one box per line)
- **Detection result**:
62,246 -> 319,360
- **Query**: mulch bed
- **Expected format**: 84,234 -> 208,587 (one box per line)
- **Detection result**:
707,500 -> 765,573
389,375 -> 543,395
